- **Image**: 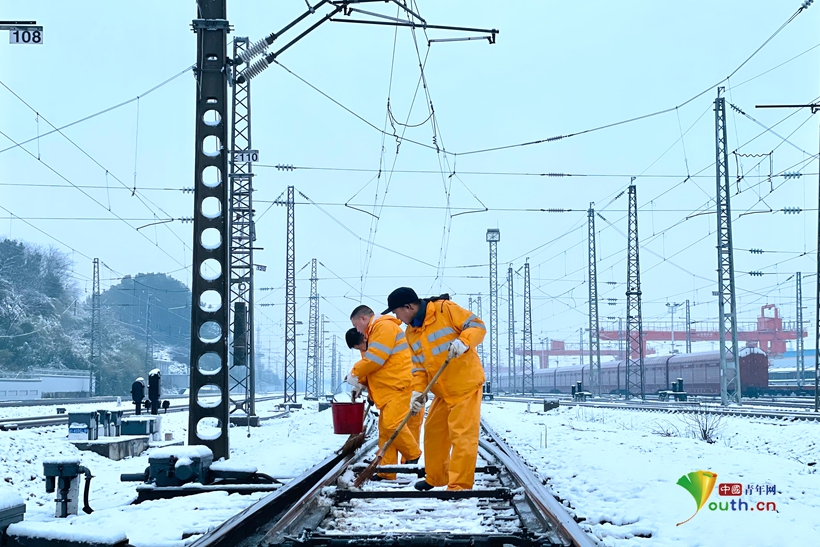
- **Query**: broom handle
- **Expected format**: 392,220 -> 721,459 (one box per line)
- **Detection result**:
374,355 -> 453,460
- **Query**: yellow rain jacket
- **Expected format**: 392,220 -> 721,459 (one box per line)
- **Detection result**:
350,315 -> 420,476
407,299 -> 486,403
405,298 -> 486,490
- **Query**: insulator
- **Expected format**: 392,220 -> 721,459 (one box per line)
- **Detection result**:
181,187 -> 195,194
238,57 -> 271,84
783,207 -> 802,214
275,164 -> 294,171
749,248 -> 764,254
802,0 -> 813,9
749,271 -> 764,277
783,172 -> 802,179
239,37 -> 272,64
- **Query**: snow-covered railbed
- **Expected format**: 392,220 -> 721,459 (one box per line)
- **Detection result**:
481,402 -> 820,547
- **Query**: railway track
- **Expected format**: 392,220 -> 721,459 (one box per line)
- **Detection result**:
189,417 -> 596,547
0,395 -> 284,431
493,395 -> 820,421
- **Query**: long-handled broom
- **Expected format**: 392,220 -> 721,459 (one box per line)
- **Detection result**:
353,356 -> 453,488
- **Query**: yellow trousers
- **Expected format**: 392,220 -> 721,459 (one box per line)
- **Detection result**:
377,395 -> 422,479
422,386 -> 483,490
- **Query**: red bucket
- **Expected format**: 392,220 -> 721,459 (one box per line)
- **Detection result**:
331,401 -> 365,434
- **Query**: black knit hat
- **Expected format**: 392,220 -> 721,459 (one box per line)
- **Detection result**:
382,287 -> 420,315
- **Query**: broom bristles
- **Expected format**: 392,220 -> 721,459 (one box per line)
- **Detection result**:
353,453 -> 383,488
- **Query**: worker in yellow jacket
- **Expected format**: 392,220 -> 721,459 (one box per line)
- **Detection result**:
346,327 -> 423,448
383,287 -> 486,491
345,306 -> 421,480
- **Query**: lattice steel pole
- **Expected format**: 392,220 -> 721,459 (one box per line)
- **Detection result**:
228,35 -> 257,423
331,335 -> 339,393
588,205 -> 601,396
90,258 -> 100,395
685,299 -> 692,354
187,0 -> 230,459
283,186 -> 297,403
715,88 -> 742,406
507,264 -> 515,393
487,229 -> 500,394
625,182 -> 645,400
305,259 -> 319,399
319,315 -> 326,396
476,294 -> 485,366
145,293 -> 154,375
522,261 -> 534,395
797,272 -> 805,389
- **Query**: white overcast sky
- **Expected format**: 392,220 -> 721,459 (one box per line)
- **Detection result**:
0,1 -> 818,370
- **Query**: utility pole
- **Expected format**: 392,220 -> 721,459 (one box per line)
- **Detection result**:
618,317 -> 624,361
666,302 -> 682,354
756,98 -> 819,411
282,186 -> 297,403
715,88 -> 742,406
90,258 -> 101,395
319,315 -> 327,396
685,299 -> 692,353
476,294 -> 485,366
579,328 -> 584,368
145,293 -> 154,375
625,182 -> 645,399
522,261 -> 534,395
797,272 -> 805,389
227,35 -> 257,425
331,335 -> 339,392
507,264 -> 515,393
187,0 -> 231,460
487,229 -> 500,394
305,259 -> 319,399
588,204 -> 601,395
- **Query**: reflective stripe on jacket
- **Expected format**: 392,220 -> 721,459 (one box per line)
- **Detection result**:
405,299 -> 486,402
351,315 -> 413,408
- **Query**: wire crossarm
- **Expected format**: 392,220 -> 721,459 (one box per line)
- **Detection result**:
235,0 -> 498,83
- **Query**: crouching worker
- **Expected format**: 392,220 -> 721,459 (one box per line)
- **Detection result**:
345,306 -> 421,480
383,287 -> 486,491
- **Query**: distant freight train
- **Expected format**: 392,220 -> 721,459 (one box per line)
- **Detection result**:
496,348 -> 775,397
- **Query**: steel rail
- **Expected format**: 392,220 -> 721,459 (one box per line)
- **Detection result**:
480,419 -> 598,547
190,418 -> 597,547
0,395 -> 284,430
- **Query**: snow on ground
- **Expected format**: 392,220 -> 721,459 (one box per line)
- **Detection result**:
481,402 -> 820,547
0,399 -> 343,546
5,396 -> 820,546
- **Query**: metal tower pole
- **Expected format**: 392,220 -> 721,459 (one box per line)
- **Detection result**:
187,0 -> 230,460
685,299 -> 692,353
228,35 -> 257,422
625,183 -> 645,400
305,259 -> 319,399
507,265 -> 515,393
579,328 -> 584,368
145,293 -> 154,375
331,335 -> 339,393
587,205 -> 601,396
284,186 -> 297,403
476,294 -> 485,366
797,272 -> 805,389
618,317 -> 624,361
486,229 -> 500,394
715,88 -> 742,405
319,315 -> 326,396
90,258 -> 101,395
523,261 -> 534,395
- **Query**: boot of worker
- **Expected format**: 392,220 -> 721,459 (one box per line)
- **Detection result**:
419,396 -> 450,489
444,387 -> 483,491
